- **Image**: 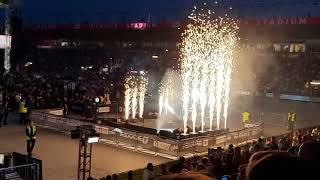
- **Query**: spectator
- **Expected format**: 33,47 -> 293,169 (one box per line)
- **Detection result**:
111,174 -> 118,180
128,171 -> 133,180
246,151 -> 303,180
143,163 -> 155,180
266,136 -> 279,150
298,140 -> 320,160
232,147 -> 243,170
159,164 -> 168,176
169,157 -> 186,173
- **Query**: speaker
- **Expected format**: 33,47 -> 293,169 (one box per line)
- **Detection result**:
71,129 -> 80,139
159,130 -> 176,139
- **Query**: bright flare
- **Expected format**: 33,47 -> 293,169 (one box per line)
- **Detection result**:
180,3 -> 238,134
124,74 -> 148,120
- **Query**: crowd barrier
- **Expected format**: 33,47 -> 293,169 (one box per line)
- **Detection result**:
30,110 -> 263,159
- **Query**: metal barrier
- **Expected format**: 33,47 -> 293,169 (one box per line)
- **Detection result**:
0,163 -> 40,180
30,110 -> 264,159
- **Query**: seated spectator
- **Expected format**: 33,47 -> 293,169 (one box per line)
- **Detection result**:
208,156 -> 223,179
232,147 -> 243,170
266,136 -> 279,150
237,164 -> 247,180
105,175 -> 111,180
169,157 -> 186,173
201,157 -> 209,169
256,138 -> 265,149
128,170 -> 133,180
246,151 -> 307,180
196,164 -> 206,172
143,163 -> 155,180
111,174 -> 118,180
159,164 -> 168,176
298,140 -> 320,160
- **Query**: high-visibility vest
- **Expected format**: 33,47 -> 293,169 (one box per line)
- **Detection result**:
19,102 -> 28,114
288,112 -> 296,122
242,112 -> 250,123
26,125 -> 36,140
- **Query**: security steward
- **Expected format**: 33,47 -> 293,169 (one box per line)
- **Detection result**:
287,109 -> 296,132
26,120 -> 37,156
19,98 -> 28,124
242,110 -> 250,128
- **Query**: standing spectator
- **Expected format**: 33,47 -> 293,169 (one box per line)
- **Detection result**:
2,95 -> 9,126
143,163 -> 155,180
26,120 -> 37,156
19,97 -> 28,124
63,97 -> 68,117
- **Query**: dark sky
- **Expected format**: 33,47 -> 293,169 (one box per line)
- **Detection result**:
20,0 -> 320,24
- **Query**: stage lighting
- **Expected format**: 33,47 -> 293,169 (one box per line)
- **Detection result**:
87,136 -> 99,144
311,80 -> 320,85
152,55 -> 159,59
95,97 -> 100,103
25,62 -> 33,67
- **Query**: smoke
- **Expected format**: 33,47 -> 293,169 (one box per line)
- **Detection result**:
157,69 -> 182,132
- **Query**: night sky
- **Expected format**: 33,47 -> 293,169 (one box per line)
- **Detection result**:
19,0 -> 320,24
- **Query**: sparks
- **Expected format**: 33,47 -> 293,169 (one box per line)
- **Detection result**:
180,3 -> 238,134
124,73 -> 148,120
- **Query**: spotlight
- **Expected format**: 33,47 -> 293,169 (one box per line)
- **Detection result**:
152,55 -> 159,59
87,136 -> 99,144
25,62 -> 33,67
95,97 -> 100,103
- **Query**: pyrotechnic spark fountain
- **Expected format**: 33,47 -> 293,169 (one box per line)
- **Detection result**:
131,86 -> 138,119
180,1 -> 238,134
124,73 -> 148,120
138,76 -> 148,118
159,71 -> 174,116
124,82 -> 131,120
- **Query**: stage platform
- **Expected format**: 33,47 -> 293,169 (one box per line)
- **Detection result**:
31,109 -> 263,159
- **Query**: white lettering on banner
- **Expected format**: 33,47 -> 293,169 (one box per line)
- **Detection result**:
99,126 -> 115,135
119,132 -> 149,144
154,141 -> 178,151
182,139 -> 209,149
215,135 -> 227,144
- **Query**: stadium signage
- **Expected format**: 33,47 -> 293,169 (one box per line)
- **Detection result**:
243,17 -> 308,25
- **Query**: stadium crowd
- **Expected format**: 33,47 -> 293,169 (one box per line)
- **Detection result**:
100,128 -> 320,180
